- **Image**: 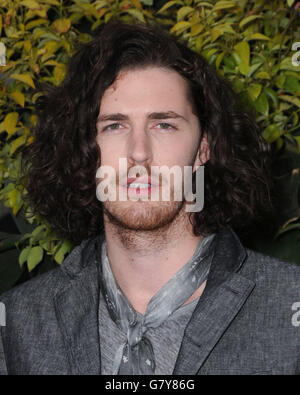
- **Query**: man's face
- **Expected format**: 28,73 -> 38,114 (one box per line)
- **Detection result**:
96,66 -> 209,231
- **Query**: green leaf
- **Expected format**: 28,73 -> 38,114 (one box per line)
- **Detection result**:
275,75 -> 286,89
10,135 -> 27,155
234,42 -> 250,65
255,92 -> 269,116
19,246 -> 31,267
247,83 -> 262,101
29,225 -> 48,244
8,189 -> 22,215
292,111 -> 298,127
255,71 -> 271,80
234,41 -> 250,75
215,51 -> 225,69
196,1 -> 213,7
125,9 -> 145,22
157,0 -> 183,14
284,76 -> 300,93
247,33 -> 270,41
0,183 -> 14,198
170,21 -> 190,34
9,91 -> 25,107
190,23 -> 204,36
177,6 -> 194,21
211,28 -> 223,42
52,18 -> 71,34
247,61 -> 263,77
3,112 -> 18,136
53,64 -> 66,85
217,23 -> 235,34
212,1 -> 236,12
275,216 -> 300,237
27,246 -> 44,272
280,57 -> 300,72
202,48 -> 218,62
25,18 -> 49,30
20,0 -> 42,9
54,241 -> 72,264
72,0 -> 99,19
239,15 -> 262,29
262,124 -> 283,143
10,73 -> 35,89
38,0 -> 60,5
280,95 -> 300,108
264,87 -> 279,109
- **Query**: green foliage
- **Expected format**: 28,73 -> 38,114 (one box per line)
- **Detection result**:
162,0 -> 300,150
0,0 -> 299,289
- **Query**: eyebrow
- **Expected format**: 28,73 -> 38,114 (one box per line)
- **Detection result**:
97,111 -> 188,123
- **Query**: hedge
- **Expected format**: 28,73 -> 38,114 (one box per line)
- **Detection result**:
0,0 -> 299,293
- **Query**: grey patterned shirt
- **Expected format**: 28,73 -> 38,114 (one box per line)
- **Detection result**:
99,289 -> 200,375
98,233 -> 217,375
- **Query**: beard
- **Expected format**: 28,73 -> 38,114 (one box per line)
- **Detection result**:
98,161 -> 188,232
102,196 -> 185,232
98,172 -> 199,252
97,161 -> 196,250
102,196 -> 188,252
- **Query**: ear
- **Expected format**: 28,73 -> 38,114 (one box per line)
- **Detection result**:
193,133 -> 210,172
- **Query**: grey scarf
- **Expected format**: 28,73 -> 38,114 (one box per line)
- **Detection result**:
99,233 -> 216,375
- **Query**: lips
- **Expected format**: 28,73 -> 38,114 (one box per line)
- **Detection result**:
124,176 -> 159,187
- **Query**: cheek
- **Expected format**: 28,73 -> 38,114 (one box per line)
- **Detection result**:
96,138 -> 122,167
156,138 -> 197,168
176,141 -> 198,165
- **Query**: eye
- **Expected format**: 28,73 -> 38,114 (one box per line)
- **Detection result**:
101,123 -> 123,132
155,122 -> 177,131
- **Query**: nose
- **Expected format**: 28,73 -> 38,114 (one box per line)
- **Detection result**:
127,127 -> 153,168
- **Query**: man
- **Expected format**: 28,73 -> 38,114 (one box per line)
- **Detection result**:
0,21 -> 299,375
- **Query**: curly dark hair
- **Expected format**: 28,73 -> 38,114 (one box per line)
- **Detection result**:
21,20 -> 274,245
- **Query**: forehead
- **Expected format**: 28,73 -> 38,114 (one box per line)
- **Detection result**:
100,66 -> 192,113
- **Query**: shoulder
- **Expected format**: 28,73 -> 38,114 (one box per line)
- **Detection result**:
242,247 -> 300,298
0,266 -> 64,310
244,247 -> 300,277
0,235 -> 100,311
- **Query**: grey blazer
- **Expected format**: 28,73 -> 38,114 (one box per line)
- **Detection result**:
0,226 -> 299,375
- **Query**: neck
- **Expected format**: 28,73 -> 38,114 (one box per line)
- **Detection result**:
102,204 -> 206,314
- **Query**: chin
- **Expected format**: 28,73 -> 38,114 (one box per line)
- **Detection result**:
102,199 -> 184,231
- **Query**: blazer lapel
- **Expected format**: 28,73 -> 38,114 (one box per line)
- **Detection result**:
54,236 -> 103,375
173,227 -> 256,375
